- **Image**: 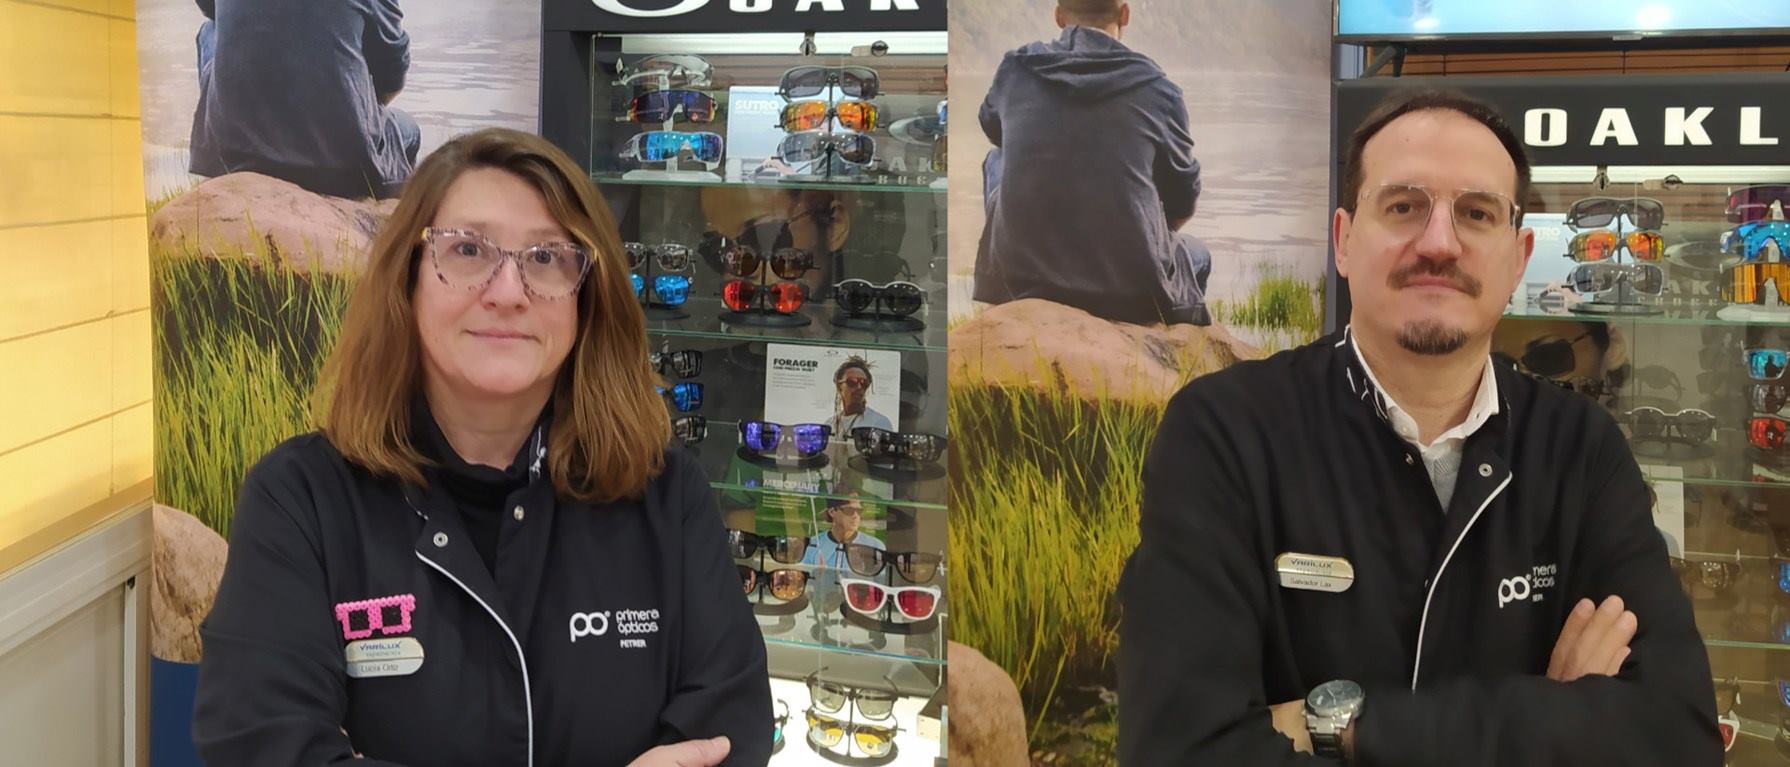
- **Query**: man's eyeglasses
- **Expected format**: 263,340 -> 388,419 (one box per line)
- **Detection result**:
1357,183 -> 1521,246
419,228 -> 591,300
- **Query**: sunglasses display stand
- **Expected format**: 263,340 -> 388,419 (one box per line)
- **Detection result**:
720,266 -> 815,328
1570,214 -> 1664,317
623,71 -> 723,182
637,251 -> 692,321
737,442 -> 830,471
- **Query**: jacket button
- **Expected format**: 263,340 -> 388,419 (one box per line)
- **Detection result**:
1404,454 -> 1414,466
513,505 -> 525,521
433,532 -> 448,548
1478,463 -> 1493,477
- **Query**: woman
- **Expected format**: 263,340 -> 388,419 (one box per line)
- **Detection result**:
193,128 -> 770,767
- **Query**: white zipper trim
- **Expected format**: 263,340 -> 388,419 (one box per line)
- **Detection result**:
416,551 -> 534,767
1409,471 -> 1513,690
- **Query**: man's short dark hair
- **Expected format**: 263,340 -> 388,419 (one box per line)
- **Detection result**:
1340,89 -> 1532,225
1059,0 -> 1124,26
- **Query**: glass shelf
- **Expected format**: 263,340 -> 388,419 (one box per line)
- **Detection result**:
1503,305 -> 1790,329
691,419 -> 948,510
595,171 -> 945,195
642,296 -> 946,353
744,559 -> 947,666
1639,456 -> 1790,490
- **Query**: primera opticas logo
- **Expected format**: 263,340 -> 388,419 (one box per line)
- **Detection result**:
591,0 -> 920,17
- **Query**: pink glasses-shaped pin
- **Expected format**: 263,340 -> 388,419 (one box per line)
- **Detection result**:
333,594 -> 417,640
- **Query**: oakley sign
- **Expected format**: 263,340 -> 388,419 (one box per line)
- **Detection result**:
591,0 -> 920,16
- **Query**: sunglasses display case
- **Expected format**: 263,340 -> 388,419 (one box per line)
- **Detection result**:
541,7 -> 947,764
1335,73 -> 1790,762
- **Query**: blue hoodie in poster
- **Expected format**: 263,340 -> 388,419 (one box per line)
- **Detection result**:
974,26 -> 1208,325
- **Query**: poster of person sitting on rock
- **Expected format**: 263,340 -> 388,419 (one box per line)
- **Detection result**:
133,1 -> 539,763
945,0 -> 1332,763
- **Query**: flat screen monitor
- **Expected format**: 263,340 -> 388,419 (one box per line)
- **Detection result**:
1336,0 -> 1790,42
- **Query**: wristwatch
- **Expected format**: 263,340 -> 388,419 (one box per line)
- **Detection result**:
1304,679 -> 1365,760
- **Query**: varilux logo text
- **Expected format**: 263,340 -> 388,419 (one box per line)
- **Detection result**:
1523,107 -> 1780,148
593,0 -> 919,18
1496,563 -> 1558,608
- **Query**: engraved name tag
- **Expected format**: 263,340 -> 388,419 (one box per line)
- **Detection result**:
1275,552 -> 1355,593
345,637 -> 425,678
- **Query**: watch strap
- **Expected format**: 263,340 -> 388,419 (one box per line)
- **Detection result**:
1312,729 -> 1345,758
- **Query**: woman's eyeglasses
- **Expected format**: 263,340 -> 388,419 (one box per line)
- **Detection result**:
739,421 -> 832,459
842,543 -> 942,584
727,530 -> 811,563
419,228 -> 591,301
737,565 -> 808,601
841,577 -> 941,621
657,382 -> 703,412
850,427 -> 948,463
1626,407 -> 1715,444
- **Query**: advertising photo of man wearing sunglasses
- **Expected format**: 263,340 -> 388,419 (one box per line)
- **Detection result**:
1119,89 -> 1721,765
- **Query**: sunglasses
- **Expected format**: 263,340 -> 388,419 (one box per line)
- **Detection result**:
1759,384 -> 1790,413
835,279 -> 925,318
806,670 -> 898,720
1728,184 -> 1790,224
1724,221 -> 1790,261
657,382 -> 704,412
1751,416 -> 1790,450
1749,349 -> 1790,381
419,228 -> 592,301
1721,707 -> 1740,753
618,54 -> 714,88
841,577 -> 942,621
1627,407 -> 1715,444
621,130 -> 724,165
1547,376 -> 1613,398
624,242 -> 692,272
805,709 -> 898,758
673,415 -> 707,446
1566,230 -> 1664,262
773,700 -> 791,749
778,66 -> 879,99
727,529 -> 812,563
1722,262 -> 1790,306
722,247 -> 814,280
651,349 -> 703,379
630,273 -> 644,299
850,427 -> 948,463
780,99 -> 879,132
1569,262 -> 1664,295
843,544 -> 942,584
739,421 -> 832,459
628,89 -> 716,123
737,565 -> 809,601
724,280 -> 806,314
1519,332 -> 1590,378
698,232 -> 756,272
778,130 -> 875,166
649,274 -> 692,307
1670,557 -> 1741,598
1566,196 -> 1665,231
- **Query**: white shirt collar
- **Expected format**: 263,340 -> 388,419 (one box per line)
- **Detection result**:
1349,330 -> 1500,451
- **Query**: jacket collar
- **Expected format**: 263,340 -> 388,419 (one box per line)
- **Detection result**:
1334,324 -> 1515,444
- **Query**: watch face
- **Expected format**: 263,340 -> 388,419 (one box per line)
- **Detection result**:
1308,680 -> 1365,714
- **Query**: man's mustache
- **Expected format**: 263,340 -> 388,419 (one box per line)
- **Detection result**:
1388,259 -> 1482,297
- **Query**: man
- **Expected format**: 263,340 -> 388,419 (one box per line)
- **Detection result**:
1118,90 -> 1719,765
191,0 -> 420,198
828,357 -> 894,437
974,0 -> 1210,326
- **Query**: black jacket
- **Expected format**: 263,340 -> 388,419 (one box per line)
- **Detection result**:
193,427 -> 771,767
974,26 -> 1203,323
1119,327 -> 1720,766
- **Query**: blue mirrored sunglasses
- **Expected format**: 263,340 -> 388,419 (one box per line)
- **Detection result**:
657,382 -> 704,412
1748,348 -> 1790,381
653,274 -> 691,306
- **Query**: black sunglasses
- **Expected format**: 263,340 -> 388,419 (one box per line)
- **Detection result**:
673,415 -> 707,446
1567,196 -> 1665,231
1756,383 -> 1790,414
835,279 -> 924,318
1519,332 -> 1590,378
843,543 -> 942,584
727,529 -> 811,564
806,669 -> 898,721
651,349 -> 704,379
1626,407 -> 1715,444
850,427 -> 947,463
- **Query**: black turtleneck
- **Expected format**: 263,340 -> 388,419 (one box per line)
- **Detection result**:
412,399 -> 544,574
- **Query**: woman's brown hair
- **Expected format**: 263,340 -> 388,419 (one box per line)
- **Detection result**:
315,127 -> 669,502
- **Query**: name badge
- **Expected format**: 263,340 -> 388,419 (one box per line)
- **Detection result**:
1275,552 -> 1355,593
345,637 -> 425,678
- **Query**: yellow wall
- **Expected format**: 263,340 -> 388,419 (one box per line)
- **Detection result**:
0,0 -> 152,566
